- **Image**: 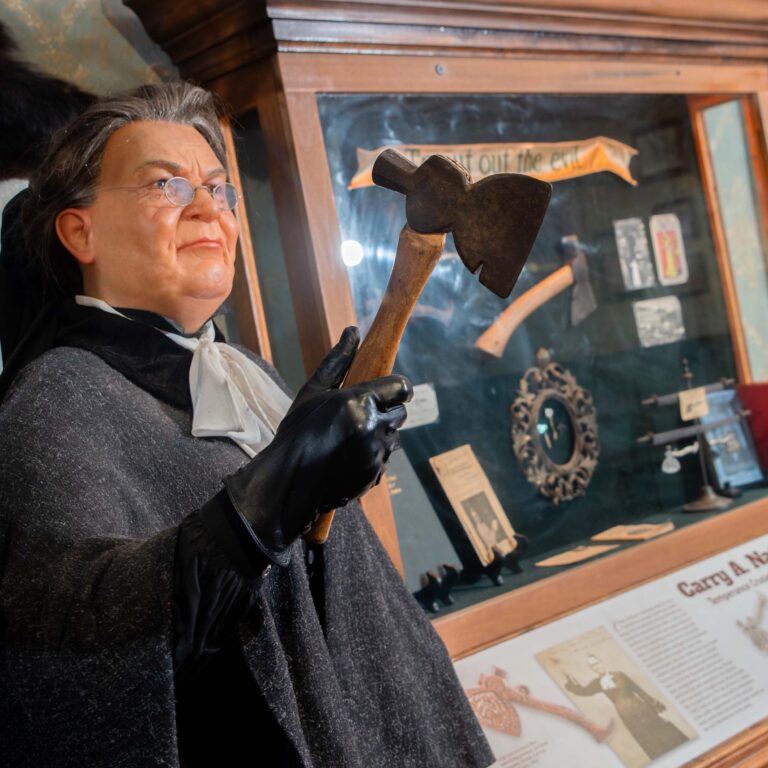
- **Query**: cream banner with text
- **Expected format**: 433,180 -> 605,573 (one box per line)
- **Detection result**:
349,137 -> 638,190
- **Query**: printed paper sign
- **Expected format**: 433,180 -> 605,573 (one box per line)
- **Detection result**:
349,137 -> 638,189
429,444 -> 516,565
678,387 -> 709,422
402,382 -> 439,430
650,214 -> 689,286
455,533 -> 768,768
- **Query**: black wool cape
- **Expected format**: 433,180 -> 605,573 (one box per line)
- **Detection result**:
0,313 -> 493,768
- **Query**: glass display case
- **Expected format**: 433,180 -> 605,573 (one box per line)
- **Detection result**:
313,91 -> 768,615
224,67 -> 768,667
123,0 -> 768,760
130,0 -> 768,706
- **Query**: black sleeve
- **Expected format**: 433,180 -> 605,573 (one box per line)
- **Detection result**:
173,490 -> 272,684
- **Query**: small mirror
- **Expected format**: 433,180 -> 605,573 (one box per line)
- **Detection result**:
511,348 -> 599,504
534,394 -> 577,467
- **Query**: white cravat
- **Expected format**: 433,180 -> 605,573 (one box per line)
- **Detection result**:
75,296 -> 291,458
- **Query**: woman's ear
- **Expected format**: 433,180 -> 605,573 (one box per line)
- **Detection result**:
55,208 -> 95,264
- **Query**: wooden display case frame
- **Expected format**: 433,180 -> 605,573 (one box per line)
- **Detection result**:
128,3 -> 768,763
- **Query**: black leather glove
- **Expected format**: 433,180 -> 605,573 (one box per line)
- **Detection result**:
222,327 -> 411,566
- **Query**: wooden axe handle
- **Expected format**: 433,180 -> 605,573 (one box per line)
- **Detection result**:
306,225 -> 446,545
474,264 -> 575,358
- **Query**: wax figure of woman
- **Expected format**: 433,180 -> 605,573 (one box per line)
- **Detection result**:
0,84 -> 493,768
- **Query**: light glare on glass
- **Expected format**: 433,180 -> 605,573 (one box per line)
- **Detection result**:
341,239 -> 364,267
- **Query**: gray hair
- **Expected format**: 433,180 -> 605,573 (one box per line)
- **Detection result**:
22,82 -> 227,296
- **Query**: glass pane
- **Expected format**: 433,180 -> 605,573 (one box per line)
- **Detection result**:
702,100 -> 768,381
234,111 -> 306,393
317,93 -> 765,614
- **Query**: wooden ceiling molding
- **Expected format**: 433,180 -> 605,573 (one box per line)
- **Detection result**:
126,0 -> 768,85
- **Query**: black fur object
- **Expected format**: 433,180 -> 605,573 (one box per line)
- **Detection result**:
0,22 -> 95,180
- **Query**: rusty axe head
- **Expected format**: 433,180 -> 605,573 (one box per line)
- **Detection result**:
372,149 -> 552,298
560,235 -> 597,326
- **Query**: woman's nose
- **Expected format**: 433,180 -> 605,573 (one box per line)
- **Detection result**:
184,186 -> 220,220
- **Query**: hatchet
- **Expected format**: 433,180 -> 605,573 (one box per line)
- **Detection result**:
306,148 -> 551,544
474,235 -> 596,358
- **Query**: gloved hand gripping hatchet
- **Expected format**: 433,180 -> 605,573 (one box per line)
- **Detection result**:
306,148 -> 551,544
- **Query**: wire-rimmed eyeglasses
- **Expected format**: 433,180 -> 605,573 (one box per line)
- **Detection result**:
158,177 -> 239,210
103,177 -> 240,211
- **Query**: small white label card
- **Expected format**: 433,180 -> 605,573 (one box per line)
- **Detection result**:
402,382 -> 440,430
679,386 -> 709,421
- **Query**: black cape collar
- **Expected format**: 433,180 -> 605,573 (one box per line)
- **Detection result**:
55,299 -> 225,411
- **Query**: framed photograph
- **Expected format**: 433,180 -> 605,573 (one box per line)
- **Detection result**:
702,389 -> 764,489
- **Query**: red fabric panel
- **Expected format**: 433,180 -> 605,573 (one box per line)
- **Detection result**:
737,383 -> 768,472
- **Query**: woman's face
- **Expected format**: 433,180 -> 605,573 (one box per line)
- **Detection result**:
63,120 -> 239,331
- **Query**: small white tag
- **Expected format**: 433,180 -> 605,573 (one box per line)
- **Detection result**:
402,383 -> 439,430
679,387 -> 709,421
